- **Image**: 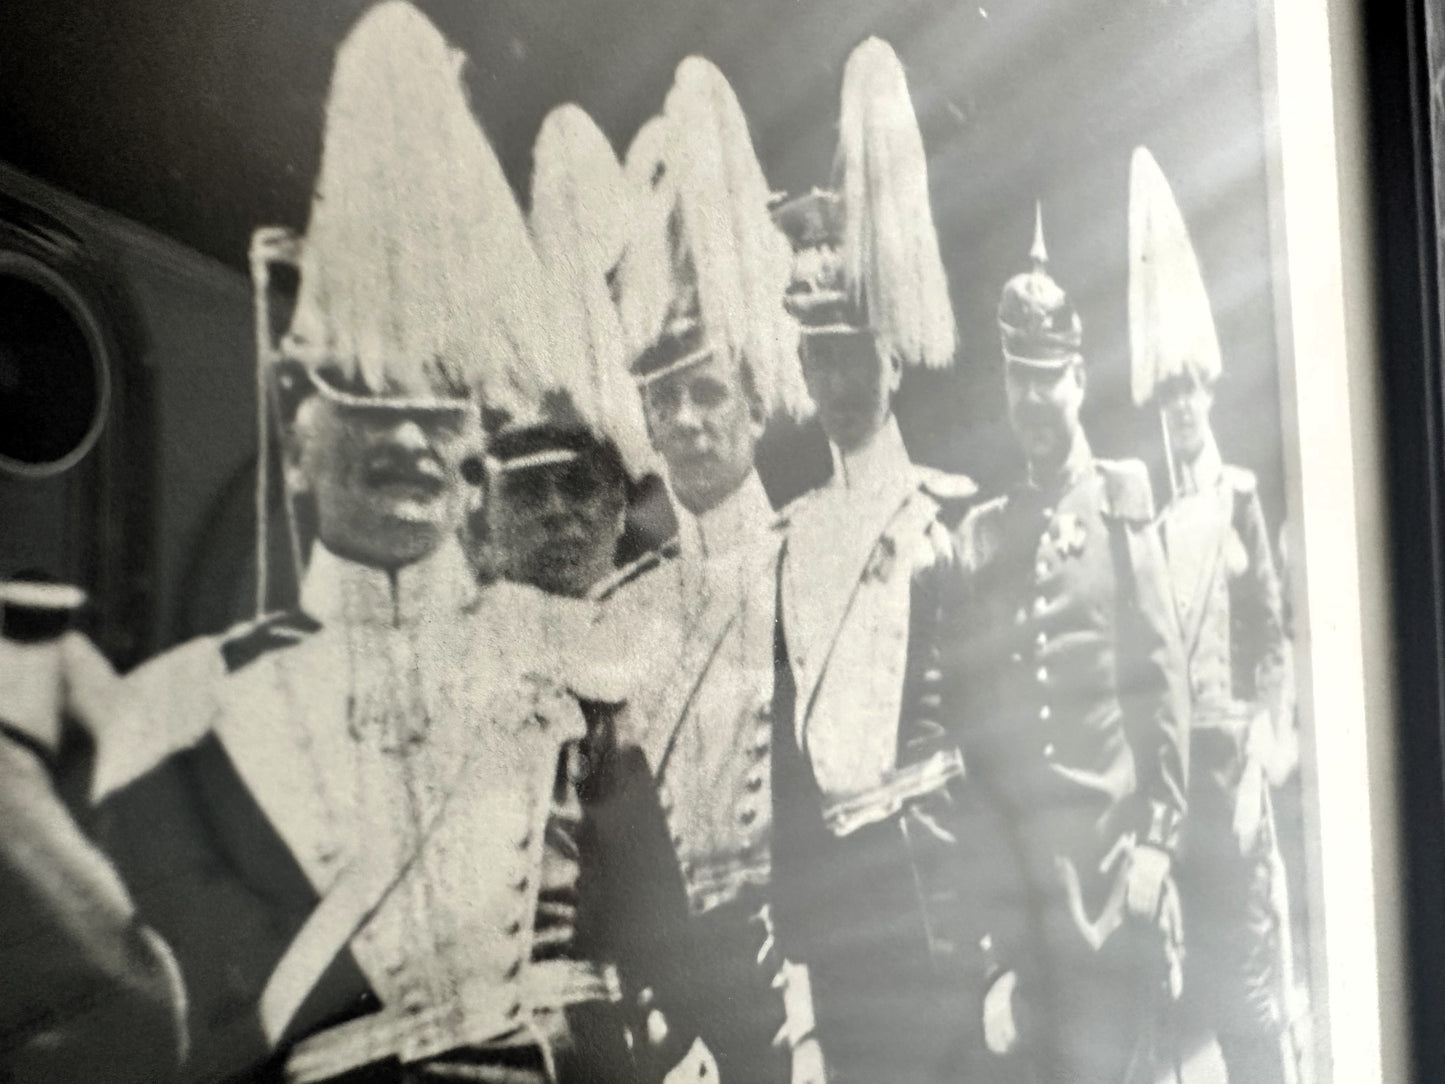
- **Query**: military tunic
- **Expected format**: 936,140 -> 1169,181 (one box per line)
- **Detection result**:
96,541 -> 692,1084
771,418 -> 1002,1083
591,470 -> 788,1084
954,434 -> 1189,1084
1159,438 -> 1294,1081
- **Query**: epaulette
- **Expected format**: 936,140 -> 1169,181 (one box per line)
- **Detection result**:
1095,458 -> 1155,524
219,610 -> 322,673
1221,464 -> 1258,496
589,537 -> 680,602
956,494 -> 1009,570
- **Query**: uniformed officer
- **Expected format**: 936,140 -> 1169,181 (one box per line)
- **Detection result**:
477,105 -> 659,604
93,7 -> 694,1082
596,56 -> 815,1084
0,579 -> 185,1083
1130,147 -> 1298,1084
954,209 -> 1190,1083
766,37 -> 1010,1084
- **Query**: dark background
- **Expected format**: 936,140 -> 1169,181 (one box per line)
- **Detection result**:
0,0 -> 1286,533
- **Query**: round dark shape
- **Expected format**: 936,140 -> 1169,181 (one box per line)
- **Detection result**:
0,260 -> 110,476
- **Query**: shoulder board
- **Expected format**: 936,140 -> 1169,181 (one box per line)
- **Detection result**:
219,610 -> 321,673
1095,458 -> 1156,523
1221,464 -> 1258,496
589,537 -> 679,602
94,633 -> 231,800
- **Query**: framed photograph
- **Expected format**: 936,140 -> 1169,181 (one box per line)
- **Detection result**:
0,0 -> 1405,1082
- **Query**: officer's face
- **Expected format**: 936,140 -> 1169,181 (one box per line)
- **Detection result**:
287,396 -> 483,570
1005,358 -> 1085,471
1159,375 -> 1214,464
641,352 -> 764,516
801,331 -> 900,454
488,456 -> 627,598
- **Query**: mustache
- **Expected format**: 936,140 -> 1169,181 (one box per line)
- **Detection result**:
361,449 -> 447,490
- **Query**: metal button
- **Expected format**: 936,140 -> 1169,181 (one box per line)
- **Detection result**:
1035,630 -> 1047,648
920,693 -> 943,710
672,834 -> 685,850
1014,608 -> 1028,626
503,958 -> 522,980
1039,704 -> 1051,722
1043,507 -> 1055,518
1033,596 -> 1047,617
739,808 -> 757,826
1043,743 -> 1056,758
513,875 -> 530,893
516,830 -> 533,850
505,1000 -> 522,1019
1035,667 -> 1048,684
1010,651 -> 1023,664
752,739 -> 769,758
506,917 -> 523,936
1035,561 -> 1048,578
745,774 -> 764,792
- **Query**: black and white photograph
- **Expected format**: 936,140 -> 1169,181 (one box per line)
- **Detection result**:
0,1 -> 1397,1082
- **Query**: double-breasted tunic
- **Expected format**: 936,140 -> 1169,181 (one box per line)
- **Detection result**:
953,434 -> 1189,1083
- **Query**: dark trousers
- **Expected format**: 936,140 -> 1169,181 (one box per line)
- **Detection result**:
680,891 -> 789,1084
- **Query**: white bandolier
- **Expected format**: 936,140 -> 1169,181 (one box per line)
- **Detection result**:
765,38 -> 996,1084
595,56 -> 814,1084
1130,145 -> 1300,1084
91,6 -> 694,1083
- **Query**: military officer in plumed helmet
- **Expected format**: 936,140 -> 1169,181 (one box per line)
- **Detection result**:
953,208 -> 1190,1083
1130,147 -> 1299,1084
594,57 -> 817,1084
476,104 -> 660,608
92,7 -> 694,1081
768,38 -> 1016,1084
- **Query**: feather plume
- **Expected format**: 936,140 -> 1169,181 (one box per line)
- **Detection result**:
838,37 -> 955,370
614,116 -> 677,364
529,104 -> 657,476
283,1 -> 547,412
656,57 -> 810,419
1128,145 -> 1222,405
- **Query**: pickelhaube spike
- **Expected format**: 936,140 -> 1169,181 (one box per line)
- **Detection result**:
997,202 -> 1083,368
1029,201 -> 1049,269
